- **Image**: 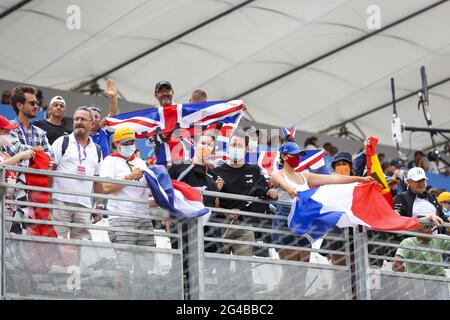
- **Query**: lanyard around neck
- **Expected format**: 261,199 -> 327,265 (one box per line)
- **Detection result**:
76,141 -> 87,164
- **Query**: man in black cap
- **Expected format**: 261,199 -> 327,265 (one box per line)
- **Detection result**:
154,80 -> 174,107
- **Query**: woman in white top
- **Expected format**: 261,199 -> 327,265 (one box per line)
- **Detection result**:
271,142 -> 373,262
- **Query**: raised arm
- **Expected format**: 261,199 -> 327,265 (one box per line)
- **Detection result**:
105,79 -> 119,117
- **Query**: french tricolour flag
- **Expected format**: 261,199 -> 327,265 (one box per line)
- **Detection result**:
288,182 -> 419,240
144,165 -> 210,219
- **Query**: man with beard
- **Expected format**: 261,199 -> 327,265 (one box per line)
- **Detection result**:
9,86 -> 54,160
51,107 -> 103,240
48,107 -> 103,282
154,80 -> 174,107
34,95 -> 72,144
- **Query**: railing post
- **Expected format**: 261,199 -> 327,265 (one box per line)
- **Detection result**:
353,226 -> 371,300
187,218 -> 204,300
342,227 -> 353,300
0,167 -> 6,300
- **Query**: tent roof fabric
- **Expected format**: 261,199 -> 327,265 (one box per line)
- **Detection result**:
1,0 -> 449,150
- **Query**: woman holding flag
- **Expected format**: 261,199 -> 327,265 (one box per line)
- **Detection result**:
270,141 -> 374,263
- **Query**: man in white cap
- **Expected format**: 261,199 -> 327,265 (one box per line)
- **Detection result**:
34,95 -> 72,144
394,167 -> 446,221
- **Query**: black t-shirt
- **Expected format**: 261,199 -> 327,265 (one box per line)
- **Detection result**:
34,120 -> 72,145
168,163 -> 218,208
210,163 -> 269,222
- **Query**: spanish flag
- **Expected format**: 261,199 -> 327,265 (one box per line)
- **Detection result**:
365,137 -> 394,207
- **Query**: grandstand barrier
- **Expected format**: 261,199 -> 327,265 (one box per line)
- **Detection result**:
0,164 -> 448,300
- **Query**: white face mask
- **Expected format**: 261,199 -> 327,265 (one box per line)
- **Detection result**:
119,144 -> 136,158
0,134 -> 12,147
248,140 -> 258,152
229,147 -> 246,163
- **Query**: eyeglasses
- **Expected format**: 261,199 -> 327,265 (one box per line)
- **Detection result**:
24,100 -> 39,106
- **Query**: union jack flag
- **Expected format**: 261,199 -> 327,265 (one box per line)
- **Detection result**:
105,100 -> 245,165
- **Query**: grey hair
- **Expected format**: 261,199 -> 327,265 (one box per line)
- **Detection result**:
74,106 -> 96,121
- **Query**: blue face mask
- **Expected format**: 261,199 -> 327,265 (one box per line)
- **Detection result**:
119,144 -> 136,158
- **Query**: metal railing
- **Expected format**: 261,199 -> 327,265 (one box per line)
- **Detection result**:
0,164 -> 183,300
0,164 -> 448,300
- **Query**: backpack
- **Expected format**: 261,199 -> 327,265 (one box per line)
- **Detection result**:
61,135 -> 102,163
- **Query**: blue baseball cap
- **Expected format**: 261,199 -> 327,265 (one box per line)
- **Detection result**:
279,142 -> 302,155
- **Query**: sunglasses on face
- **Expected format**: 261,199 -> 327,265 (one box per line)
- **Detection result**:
88,106 -> 101,114
24,100 -> 39,106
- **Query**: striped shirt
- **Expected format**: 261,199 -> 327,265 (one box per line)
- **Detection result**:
8,118 -> 54,161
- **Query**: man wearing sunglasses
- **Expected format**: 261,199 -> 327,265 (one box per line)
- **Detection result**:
9,86 -> 54,161
88,79 -> 119,158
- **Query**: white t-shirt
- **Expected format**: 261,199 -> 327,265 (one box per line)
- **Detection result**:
412,197 -> 437,217
99,155 -> 150,217
52,134 -> 101,208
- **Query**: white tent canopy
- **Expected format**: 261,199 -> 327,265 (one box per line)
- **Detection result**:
1,0 -> 449,150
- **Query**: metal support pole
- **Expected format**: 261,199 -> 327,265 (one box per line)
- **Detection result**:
353,226 -> 371,300
342,227 -> 352,300
187,218 -> 204,300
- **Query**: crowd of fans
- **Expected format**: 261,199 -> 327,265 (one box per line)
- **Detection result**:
0,80 -> 449,299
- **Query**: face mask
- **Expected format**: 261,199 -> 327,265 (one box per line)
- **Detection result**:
335,164 -> 351,176
229,147 -> 246,163
196,144 -> 213,159
285,155 -> 300,168
248,140 -> 258,152
443,207 -> 450,216
0,134 -> 12,147
119,144 -> 136,158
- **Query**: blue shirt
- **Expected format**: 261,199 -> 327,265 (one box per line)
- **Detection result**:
90,128 -> 111,158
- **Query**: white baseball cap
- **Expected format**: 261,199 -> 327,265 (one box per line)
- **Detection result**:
407,167 -> 428,181
49,95 -> 66,107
